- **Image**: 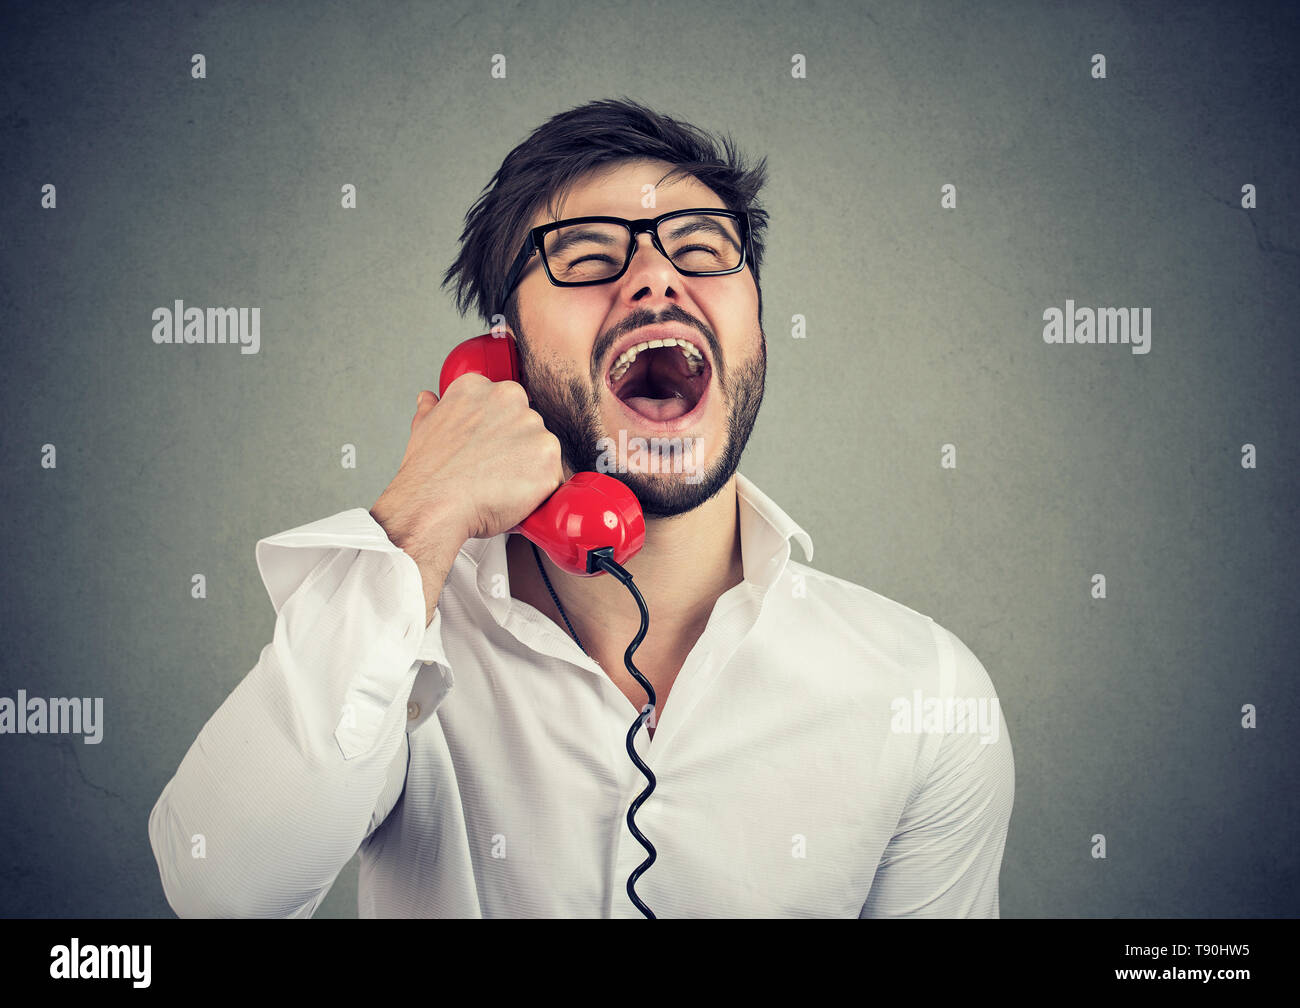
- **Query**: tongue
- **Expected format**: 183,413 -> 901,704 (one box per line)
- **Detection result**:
623,393 -> 692,421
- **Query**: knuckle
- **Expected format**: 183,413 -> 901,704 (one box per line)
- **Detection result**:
501,381 -> 529,408
450,373 -> 487,400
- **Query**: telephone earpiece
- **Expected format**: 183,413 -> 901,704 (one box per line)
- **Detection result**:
439,333 -> 646,576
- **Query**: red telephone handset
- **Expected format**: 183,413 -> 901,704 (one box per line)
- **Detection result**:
439,333 -> 646,577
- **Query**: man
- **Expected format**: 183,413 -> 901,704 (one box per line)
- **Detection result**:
149,98 -> 1014,918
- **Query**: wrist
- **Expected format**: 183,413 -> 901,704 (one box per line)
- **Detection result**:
370,488 -> 467,575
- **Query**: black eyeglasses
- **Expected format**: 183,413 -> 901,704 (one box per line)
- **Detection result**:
497,208 -> 750,316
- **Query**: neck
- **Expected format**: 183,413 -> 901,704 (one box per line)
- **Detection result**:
508,475 -> 745,661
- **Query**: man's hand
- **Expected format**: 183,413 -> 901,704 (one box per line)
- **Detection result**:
369,375 -> 565,626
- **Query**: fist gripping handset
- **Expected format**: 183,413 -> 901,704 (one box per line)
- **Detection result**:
438,332 -> 659,919
437,333 -> 646,576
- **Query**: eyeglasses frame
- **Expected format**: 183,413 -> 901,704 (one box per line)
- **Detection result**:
496,207 -> 751,318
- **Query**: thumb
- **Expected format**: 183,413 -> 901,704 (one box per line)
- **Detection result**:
412,389 -> 439,431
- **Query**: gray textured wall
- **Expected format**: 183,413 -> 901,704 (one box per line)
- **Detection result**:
1,0 -> 1297,918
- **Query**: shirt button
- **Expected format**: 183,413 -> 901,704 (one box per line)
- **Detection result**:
407,701 -> 420,720
421,658 -> 436,666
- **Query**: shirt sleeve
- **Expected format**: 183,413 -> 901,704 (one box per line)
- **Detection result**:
859,621 -> 1015,918
147,508 -> 456,918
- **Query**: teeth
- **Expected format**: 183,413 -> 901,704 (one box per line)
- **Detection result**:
609,337 -> 704,383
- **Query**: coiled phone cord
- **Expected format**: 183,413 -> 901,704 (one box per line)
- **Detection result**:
531,541 -> 658,919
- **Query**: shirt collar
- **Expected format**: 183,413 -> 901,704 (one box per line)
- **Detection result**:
735,472 -> 814,587
458,472 -> 813,618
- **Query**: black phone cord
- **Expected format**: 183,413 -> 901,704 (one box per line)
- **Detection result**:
530,541 -> 658,919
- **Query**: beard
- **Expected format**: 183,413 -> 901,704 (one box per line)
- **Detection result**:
513,318 -> 766,519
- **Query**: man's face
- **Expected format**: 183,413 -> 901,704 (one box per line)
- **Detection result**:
510,158 -> 766,519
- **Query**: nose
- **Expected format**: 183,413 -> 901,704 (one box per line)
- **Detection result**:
620,231 -> 678,299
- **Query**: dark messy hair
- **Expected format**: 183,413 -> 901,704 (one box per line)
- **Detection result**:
441,98 -> 770,333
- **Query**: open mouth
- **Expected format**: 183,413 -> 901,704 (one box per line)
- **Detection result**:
607,337 -> 711,423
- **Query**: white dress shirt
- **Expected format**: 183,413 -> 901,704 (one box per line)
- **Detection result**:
149,473 -> 1014,918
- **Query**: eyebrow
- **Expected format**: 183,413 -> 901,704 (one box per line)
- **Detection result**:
544,227 -> 623,259
663,215 -> 741,253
